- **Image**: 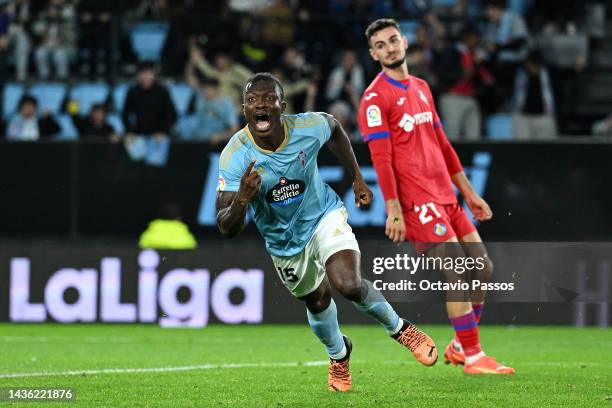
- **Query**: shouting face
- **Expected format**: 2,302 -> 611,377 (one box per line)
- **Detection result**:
243,79 -> 286,138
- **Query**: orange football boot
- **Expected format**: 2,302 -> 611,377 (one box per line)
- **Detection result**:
464,355 -> 515,375
328,336 -> 353,392
444,339 -> 465,366
393,320 -> 438,366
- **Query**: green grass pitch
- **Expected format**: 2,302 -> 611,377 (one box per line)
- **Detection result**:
0,324 -> 610,407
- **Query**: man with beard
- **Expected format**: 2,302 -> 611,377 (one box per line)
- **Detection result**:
358,19 -> 514,375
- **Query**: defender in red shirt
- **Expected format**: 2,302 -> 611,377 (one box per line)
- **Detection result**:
359,19 -> 514,375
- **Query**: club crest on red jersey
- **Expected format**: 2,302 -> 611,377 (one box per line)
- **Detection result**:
418,89 -> 429,105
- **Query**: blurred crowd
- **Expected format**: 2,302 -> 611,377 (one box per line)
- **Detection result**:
1,0 -> 611,144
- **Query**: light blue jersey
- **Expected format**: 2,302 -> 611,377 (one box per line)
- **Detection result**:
217,112 -> 343,256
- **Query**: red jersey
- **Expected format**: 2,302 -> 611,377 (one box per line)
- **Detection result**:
358,72 -> 463,208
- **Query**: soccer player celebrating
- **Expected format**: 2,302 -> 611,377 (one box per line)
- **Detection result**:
358,19 -> 514,375
216,73 -> 438,392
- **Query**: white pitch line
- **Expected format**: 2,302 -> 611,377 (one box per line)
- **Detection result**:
0,361 -> 328,379
0,336 -> 132,343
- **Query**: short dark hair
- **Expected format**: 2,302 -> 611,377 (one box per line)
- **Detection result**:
485,0 -> 506,9
365,18 -> 401,45
459,24 -> 480,40
137,60 -> 156,72
18,95 -> 37,109
91,103 -> 107,112
243,72 -> 285,102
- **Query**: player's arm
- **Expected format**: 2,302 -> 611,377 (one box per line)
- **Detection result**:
216,160 -> 261,238
452,172 -> 492,221
433,115 -> 492,221
358,99 -> 405,243
423,84 -> 493,222
322,113 -> 372,208
436,128 -> 492,221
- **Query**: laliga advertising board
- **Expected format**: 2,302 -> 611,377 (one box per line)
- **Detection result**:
6,249 -> 264,327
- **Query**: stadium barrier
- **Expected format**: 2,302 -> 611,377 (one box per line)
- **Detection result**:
1,244 -> 610,326
0,140 -> 611,240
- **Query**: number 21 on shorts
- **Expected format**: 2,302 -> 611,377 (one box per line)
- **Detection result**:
414,202 -> 441,225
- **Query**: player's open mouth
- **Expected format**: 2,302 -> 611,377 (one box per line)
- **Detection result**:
255,113 -> 271,131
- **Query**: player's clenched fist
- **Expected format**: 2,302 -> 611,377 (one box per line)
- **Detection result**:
237,160 -> 261,202
353,178 -> 373,208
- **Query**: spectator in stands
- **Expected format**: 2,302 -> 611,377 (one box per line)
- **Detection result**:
2,0 -> 32,81
406,44 -> 437,89
270,67 -> 318,114
483,0 -> 530,106
0,1 -> 9,99
189,76 -> 239,145
189,44 -> 252,111
511,49 -> 557,140
228,0 -> 273,13
329,99 -> 359,142
77,103 -> 117,141
414,14 -> 447,61
123,61 -> 177,141
7,95 -> 60,140
32,0 -> 77,80
439,25 -> 493,140
325,49 -> 364,117
257,0 -> 294,52
77,0 -> 112,79
483,0 -> 530,63
277,46 -> 314,111
280,46 -> 311,82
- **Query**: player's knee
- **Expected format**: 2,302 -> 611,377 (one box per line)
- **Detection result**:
335,277 -> 363,302
475,257 -> 494,282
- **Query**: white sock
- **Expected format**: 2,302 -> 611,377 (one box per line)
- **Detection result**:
329,344 -> 347,360
465,351 -> 486,365
389,318 -> 405,336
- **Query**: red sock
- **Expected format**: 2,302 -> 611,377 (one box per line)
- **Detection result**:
454,304 -> 484,344
449,311 -> 482,357
473,303 -> 484,324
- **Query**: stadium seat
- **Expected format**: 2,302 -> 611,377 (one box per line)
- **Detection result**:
176,114 -> 199,140
55,114 -> 79,140
69,83 -> 110,116
29,82 -> 67,114
431,0 -> 457,7
486,114 -> 513,140
130,22 -> 169,61
112,83 -> 130,113
168,82 -> 194,116
398,20 -> 419,43
107,113 -> 125,135
3,83 -> 25,119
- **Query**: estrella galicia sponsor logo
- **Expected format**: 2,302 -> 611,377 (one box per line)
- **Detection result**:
265,177 -> 306,207
434,223 -> 447,237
